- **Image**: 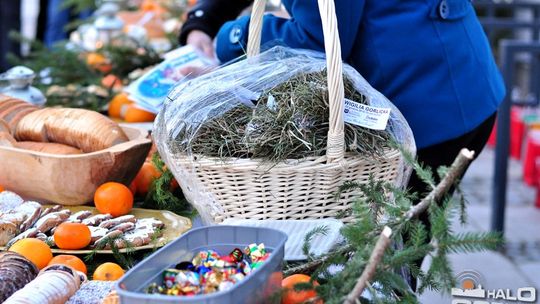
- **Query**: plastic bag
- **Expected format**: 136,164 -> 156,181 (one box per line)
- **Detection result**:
154,46 -> 416,224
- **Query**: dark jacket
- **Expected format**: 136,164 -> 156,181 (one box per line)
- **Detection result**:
181,0 -> 505,149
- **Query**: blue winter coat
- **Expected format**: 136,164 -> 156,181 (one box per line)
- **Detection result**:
215,0 -> 505,149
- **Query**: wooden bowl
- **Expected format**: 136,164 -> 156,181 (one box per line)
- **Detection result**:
0,126 -> 152,205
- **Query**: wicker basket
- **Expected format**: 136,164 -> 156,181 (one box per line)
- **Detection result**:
164,0 -> 404,223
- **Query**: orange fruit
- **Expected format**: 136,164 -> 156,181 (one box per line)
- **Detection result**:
108,93 -> 134,118
54,222 -> 92,250
0,185 -> 4,192
94,182 -> 134,217
123,105 -> 156,122
101,74 -> 123,90
9,238 -> 53,270
93,262 -> 125,281
128,180 -> 137,196
140,0 -> 165,14
281,274 -> 322,304
48,255 -> 87,274
86,52 -> 112,74
133,161 -> 161,196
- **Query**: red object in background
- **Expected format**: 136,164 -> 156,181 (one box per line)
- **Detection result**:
510,109 -> 526,159
536,158 -> 540,208
486,107 -> 526,160
524,130 -> 540,186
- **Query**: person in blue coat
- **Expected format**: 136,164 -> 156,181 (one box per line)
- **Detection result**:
179,0 -> 504,288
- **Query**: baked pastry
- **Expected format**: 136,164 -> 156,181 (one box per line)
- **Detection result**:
14,107 -> 56,142
0,131 -> 16,147
15,201 -> 42,232
40,205 -> 63,218
93,230 -> 123,249
0,220 -> 18,246
0,251 -> 39,302
34,210 -> 71,233
109,222 -> 135,233
4,264 -> 83,304
6,227 -> 39,248
89,226 -> 108,244
0,119 -> 10,133
0,191 -> 24,215
16,108 -> 129,152
66,281 -> 115,304
67,210 -> 93,223
82,214 -> 112,226
98,215 -> 137,229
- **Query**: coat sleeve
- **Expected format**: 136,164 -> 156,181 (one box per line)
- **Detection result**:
179,0 -> 253,45
215,0 -> 365,63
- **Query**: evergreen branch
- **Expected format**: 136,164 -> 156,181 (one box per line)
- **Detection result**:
302,225 -> 329,259
438,231 -> 503,254
344,227 -> 392,304
404,149 -> 474,221
284,245 -> 352,276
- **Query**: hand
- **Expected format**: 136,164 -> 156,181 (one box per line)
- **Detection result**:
186,30 -> 215,59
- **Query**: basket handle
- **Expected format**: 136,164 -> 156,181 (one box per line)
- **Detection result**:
246,0 -> 345,162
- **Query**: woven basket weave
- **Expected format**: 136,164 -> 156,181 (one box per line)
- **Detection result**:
170,0 -> 403,223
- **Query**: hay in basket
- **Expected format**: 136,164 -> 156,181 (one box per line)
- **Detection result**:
154,0 -> 415,224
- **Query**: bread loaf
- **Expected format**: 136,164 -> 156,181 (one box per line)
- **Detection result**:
7,107 -> 38,133
0,132 -> 16,147
14,107 -> 56,142
0,119 -> 9,134
16,108 -> 129,152
0,98 -> 26,113
15,141 -> 83,155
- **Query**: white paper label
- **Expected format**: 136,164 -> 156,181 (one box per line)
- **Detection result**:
343,99 -> 391,130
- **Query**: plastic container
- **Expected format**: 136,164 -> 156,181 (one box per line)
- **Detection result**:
115,226 -> 288,304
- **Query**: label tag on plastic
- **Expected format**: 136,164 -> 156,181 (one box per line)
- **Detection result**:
343,99 -> 391,130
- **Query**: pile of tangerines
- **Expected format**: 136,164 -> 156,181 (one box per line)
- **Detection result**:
5,180 -> 135,281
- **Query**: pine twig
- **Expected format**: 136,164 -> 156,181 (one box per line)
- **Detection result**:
284,249 -> 345,276
344,226 -> 393,304
404,148 -> 474,221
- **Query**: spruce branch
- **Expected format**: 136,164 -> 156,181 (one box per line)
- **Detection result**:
344,226 -> 392,304
404,149 -> 474,221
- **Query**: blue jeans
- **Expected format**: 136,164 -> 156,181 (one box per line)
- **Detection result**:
44,0 -> 92,48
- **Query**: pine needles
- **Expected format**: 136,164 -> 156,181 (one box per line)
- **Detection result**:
182,70 -> 390,163
288,149 -> 503,303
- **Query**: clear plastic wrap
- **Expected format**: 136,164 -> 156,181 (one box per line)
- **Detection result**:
154,46 -> 416,224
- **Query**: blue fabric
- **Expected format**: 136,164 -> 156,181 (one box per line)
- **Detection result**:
45,0 -> 92,48
215,0 -> 505,149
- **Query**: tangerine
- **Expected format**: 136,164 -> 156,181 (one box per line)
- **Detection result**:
133,162 -> 161,196
54,222 -> 92,250
94,182 -> 134,217
9,238 -> 53,270
108,93 -> 134,118
86,53 -> 112,74
128,180 -> 137,196
281,274 -> 322,304
101,74 -> 123,90
123,105 -> 156,122
93,262 -> 125,281
48,254 -> 87,274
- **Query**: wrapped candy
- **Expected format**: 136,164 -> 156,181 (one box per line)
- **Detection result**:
146,244 -> 269,296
